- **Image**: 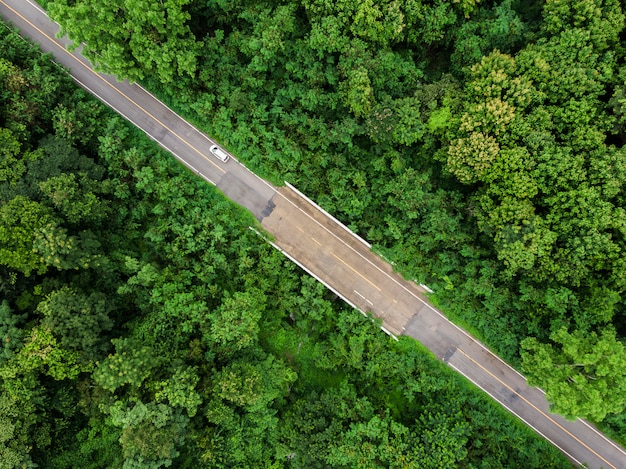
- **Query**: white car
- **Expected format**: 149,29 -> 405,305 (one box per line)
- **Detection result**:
210,144 -> 229,162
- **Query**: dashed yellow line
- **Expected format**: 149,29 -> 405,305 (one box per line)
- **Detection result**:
2,1 -> 224,175
311,237 -> 321,246
331,252 -> 381,292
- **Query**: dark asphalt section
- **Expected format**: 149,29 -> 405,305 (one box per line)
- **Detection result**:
216,172 -> 273,219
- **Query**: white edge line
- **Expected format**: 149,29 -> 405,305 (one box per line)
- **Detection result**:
275,187 -> 516,382
77,41 -> 246,178
447,362 -> 586,468
131,77 -> 279,195
131,90 -> 268,195
132,82 -> 219,149
577,419 -> 626,455
27,0 -> 253,189
269,241 -> 361,312
20,0 -> 210,151
285,181 -> 372,248
248,226 -> 261,234
277,183 -> 446,316
276,183 -> 507,358
453,347 -> 624,468
25,0 -> 47,15
380,326 -> 399,341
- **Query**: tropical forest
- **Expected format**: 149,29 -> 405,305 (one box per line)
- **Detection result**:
1,0 -> 625,467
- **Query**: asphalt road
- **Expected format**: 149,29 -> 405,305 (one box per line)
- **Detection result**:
2,1 -> 626,468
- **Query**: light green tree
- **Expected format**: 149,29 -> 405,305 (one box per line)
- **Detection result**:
48,0 -> 201,83
521,327 -> 626,421
0,326 -> 86,382
38,172 -> 110,225
154,367 -> 202,418
0,391 -> 37,469
93,339 -> 161,392
210,289 -> 265,351
0,196 -> 55,276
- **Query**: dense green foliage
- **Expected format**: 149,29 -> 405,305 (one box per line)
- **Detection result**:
40,0 -> 626,429
0,23 -> 571,468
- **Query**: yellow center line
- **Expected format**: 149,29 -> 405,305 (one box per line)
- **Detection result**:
311,237 -> 321,246
2,1 -> 224,175
454,347 -> 616,469
331,252 -> 381,292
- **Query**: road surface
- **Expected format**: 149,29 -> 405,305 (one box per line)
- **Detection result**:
2,1 -> 625,467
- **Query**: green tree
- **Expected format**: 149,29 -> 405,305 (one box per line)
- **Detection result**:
93,339 -> 161,393
541,0 -> 624,51
109,401 -> 188,469
210,289 -> 265,351
37,286 -> 114,359
0,196 -> 55,276
325,414 -> 417,468
48,0 -> 201,83
32,224 -> 103,272
51,97 -> 103,146
0,128 -> 25,187
38,172 -> 110,225
450,0 -> 526,73
0,301 -> 25,365
522,326 -> 626,421
214,356 -> 296,413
